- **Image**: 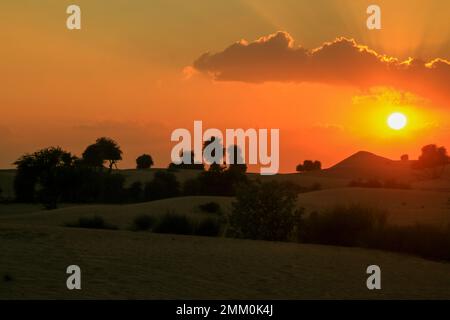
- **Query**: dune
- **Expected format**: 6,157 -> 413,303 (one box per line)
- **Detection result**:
1,224 -> 450,299
298,187 -> 450,226
0,196 -> 233,229
302,151 -> 414,181
2,187 -> 449,228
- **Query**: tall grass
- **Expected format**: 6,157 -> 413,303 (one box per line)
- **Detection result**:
65,216 -> 117,230
153,212 -> 195,235
153,212 -> 222,237
132,214 -> 156,231
298,204 -> 450,261
299,205 -> 387,246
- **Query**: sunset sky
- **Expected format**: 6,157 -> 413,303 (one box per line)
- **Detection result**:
1,0 -> 449,172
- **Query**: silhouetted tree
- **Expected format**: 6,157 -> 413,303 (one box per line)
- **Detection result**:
296,160 -> 322,172
136,154 -> 154,169
181,144 -> 247,197
227,144 -> 247,174
401,154 -> 409,161
100,173 -> 126,203
203,136 -> 226,172
198,162 -> 227,195
144,171 -> 180,201
182,177 -> 202,196
82,137 -> 122,171
413,144 -> 449,178
127,181 -> 143,202
230,180 -> 303,241
13,147 -> 77,207
168,150 -> 204,170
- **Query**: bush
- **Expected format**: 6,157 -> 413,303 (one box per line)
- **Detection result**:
349,179 -> 382,188
369,224 -> 450,261
349,178 -> 410,189
100,173 -> 126,203
3,274 -> 13,282
136,154 -> 154,169
383,179 -> 411,189
127,181 -> 143,203
153,212 -> 195,235
230,180 -> 303,241
65,216 -> 117,230
132,214 -> 156,231
297,205 -> 450,261
199,201 -> 221,214
182,178 -> 202,196
144,171 -> 180,201
195,217 -> 221,236
299,205 -> 386,246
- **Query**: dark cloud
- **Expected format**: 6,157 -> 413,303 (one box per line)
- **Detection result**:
193,31 -> 450,104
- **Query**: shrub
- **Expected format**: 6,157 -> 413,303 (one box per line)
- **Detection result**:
297,205 -> 450,261
296,160 -> 322,172
127,181 -> 143,203
100,173 -> 126,203
195,217 -> 221,236
368,224 -> 450,261
136,154 -> 154,169
132,214 -> 156,231
182,178 -> 202,196
3,274 -> 13,282
299,205 -> 387,246
153,212 -> 195,235
65,216 -> 117,230
199,201 -> 221,214
144,171 -> 180,201
230,180 -> 303,241
349,178 -> 410,189
383,179 -> 411,189
349,179 -> 382,188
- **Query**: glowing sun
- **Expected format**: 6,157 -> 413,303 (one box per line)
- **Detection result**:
387,112 -> 407,130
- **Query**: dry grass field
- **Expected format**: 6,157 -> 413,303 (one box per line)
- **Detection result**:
297,188 -> 450,226
1,223 -> 450,299
2,188 -> 449,228
1,152 -> 450,299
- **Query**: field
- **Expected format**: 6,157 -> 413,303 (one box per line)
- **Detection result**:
1,157 -> 450,299
297,188 -> 450,226
1,224 -> 450,299
2,188 -> 449,228
0,196 -> 233,229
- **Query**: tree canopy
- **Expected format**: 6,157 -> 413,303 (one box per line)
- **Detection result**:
413,144 -> 450,178
296,160 -> 322,172
136,154 -> 154,169
82,137 -> 122,170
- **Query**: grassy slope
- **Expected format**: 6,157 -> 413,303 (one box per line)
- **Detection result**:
1,168 -> 450,299
2,187 -> 449,227
297,187 -> 450,226
0,196 -> 233,229
1,224 -> 450,299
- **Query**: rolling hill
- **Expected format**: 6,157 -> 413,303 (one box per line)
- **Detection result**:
297,187 -> 450,226
1,223 -> 450,299
303,151 -> 414,181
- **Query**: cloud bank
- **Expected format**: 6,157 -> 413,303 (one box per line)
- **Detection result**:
193,31 -> 450,104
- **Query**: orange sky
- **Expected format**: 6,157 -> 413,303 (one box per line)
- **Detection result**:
1,0 -> 449,172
